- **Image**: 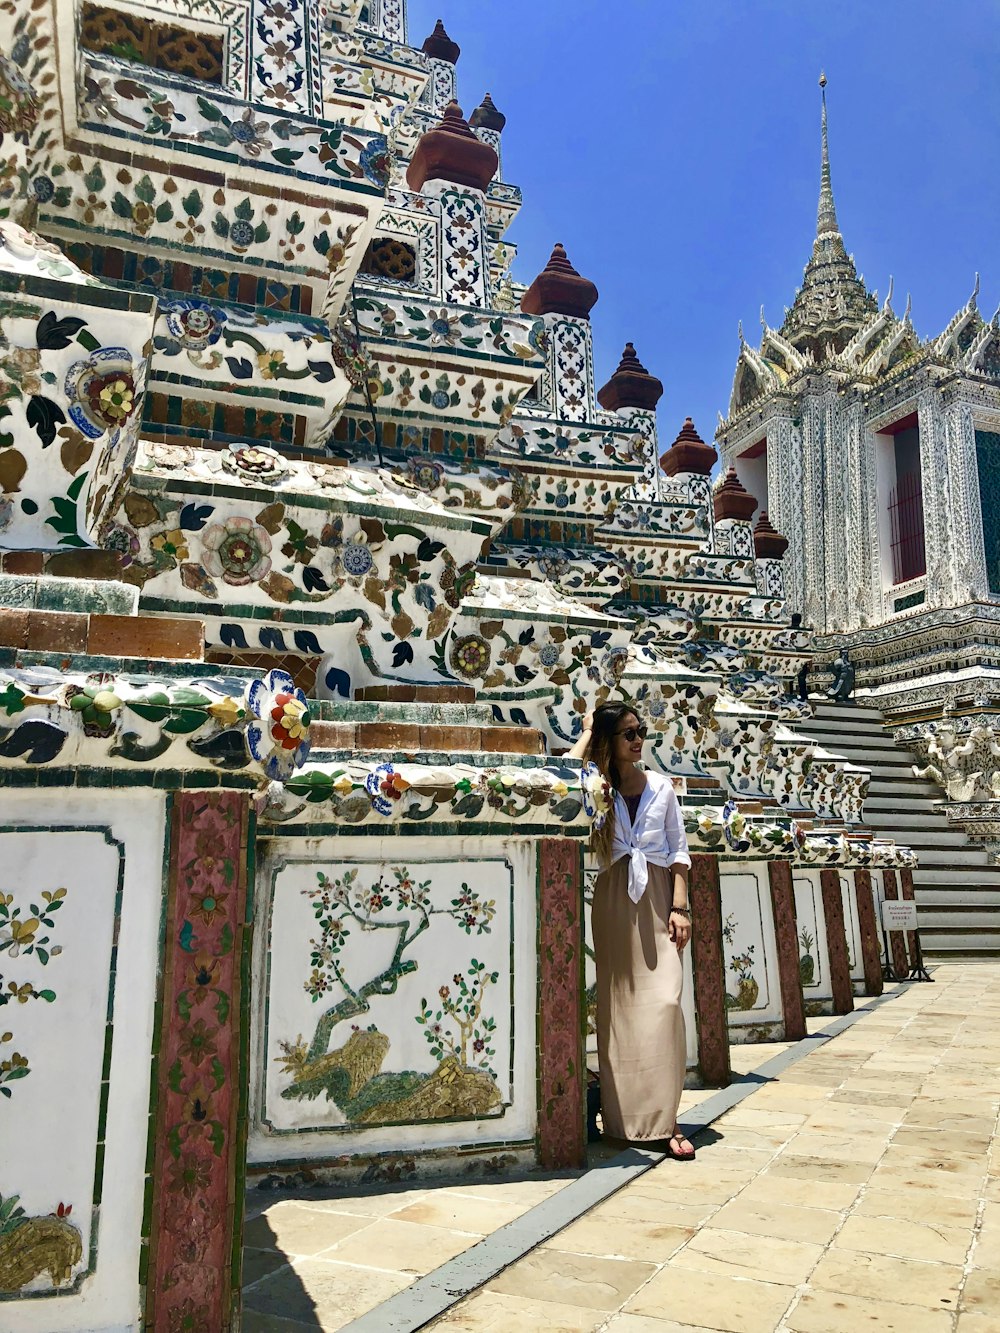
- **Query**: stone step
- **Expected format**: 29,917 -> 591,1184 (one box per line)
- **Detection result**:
799,702 -> 1000,954
915,909 -> 1000,929
801,729 -> 900,752
826,751 -> 912,773
909,845 -> 990,865
864,789 -> 942,806
917,888 -> 1000,906
912,866 -> 1000,885
862,766 -> 944,786
864,811 -> 953,829
811,706 -> 889,728
882,830 -> 974,849
923,939 -> 1000,956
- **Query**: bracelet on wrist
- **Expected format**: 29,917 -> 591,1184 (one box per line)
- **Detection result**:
671,905 -> 691,918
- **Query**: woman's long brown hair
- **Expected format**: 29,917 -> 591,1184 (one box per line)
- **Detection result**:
586,702 -> 639,867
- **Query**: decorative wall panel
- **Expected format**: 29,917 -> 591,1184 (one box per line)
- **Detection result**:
250,838 -> 539,1163
793,871 -> 827,1003
719,862 -> 783,1039
0,794 -> 165,1333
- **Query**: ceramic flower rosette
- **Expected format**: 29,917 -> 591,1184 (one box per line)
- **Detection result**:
244,669 -> 312,780
580,762 -> 613,830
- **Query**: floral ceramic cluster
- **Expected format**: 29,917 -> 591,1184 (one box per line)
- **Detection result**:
0,293 -> 153,549
77,53 -> 391,190
104,457 -> 489,675
245,669 -> 312,780
266,760 -> 596,830
0,666 -> 313,779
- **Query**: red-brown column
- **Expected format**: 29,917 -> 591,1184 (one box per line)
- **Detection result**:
537,838 -> 585,1170
820,868 -> 854,1014
768,859 -> 807,1040
689,853 -> 731,1085
146,791 -> 252,1331
853,869 -> 883,996
882,868 -> 910,976
900,866 -> 919,964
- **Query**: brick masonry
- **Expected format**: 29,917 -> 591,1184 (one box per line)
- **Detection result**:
853,869 -> 884,996
768,859 -> 807,1039
900,866 -> 920,965
689,854 -> 731,1086
882,868 -> 911,977
145,791 -> 252,1331
537,837 -> 585,1170
820,867 -> 854,1014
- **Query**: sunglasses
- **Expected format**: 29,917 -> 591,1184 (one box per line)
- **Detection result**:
615,725 -> 648,742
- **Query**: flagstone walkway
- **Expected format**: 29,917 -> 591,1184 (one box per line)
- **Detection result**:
242,964 -> 1000,1332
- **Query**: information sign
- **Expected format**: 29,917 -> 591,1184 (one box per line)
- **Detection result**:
881,900 -> 918,932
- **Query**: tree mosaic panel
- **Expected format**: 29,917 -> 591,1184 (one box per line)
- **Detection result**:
259,851 -> 519,1142
975,431 -> 1000,594
0,828 -> 122,1302
840,872 -> 863,983
793,872 -> 826,1002
719,865 -> 783,1040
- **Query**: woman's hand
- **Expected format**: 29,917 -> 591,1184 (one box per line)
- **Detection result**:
668,911 -> 691,952
567,711 -> 595,761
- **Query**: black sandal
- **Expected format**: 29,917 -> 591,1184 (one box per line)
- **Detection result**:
666,1128 -> 696,1161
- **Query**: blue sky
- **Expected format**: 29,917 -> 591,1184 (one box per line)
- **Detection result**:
406,0 -> 1000,447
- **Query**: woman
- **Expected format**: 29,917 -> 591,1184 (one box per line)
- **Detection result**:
571,702 -> 695,1158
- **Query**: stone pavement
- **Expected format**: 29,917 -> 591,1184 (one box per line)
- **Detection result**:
242,964 -> 1000,1332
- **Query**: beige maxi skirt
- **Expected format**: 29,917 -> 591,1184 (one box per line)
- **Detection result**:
593,857 -> 687,1142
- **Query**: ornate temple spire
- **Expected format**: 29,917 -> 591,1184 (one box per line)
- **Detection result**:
597,342 -> 663,412
520,243 -> 599,320
816,72 -> 839,237
406,101 -> 498,193
422,18 -> 460,64
779,74 -> 878,360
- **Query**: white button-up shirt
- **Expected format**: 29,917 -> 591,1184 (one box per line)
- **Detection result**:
608,771 -> 692,903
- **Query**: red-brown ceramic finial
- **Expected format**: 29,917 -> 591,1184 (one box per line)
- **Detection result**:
406,100 -> 498,193
753,510 -> 789,558
422,18 -> 460,63
713,466 -> 759,522
598,341 -> 664,412
470,92 -> 506,133
520,243 -> 599,320
660,416 -> 718,476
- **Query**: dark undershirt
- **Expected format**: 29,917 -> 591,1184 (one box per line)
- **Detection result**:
622,791 -> 642,826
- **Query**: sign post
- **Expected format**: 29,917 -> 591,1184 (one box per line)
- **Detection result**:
880,899 -> 933,982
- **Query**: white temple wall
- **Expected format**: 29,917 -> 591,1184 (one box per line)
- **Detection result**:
765,414 -> 806,617
1,793 -> 166,1333
917,390 -> 954,611
946,397 -> 992,603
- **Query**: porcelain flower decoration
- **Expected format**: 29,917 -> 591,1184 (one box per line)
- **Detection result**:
580,762 -> 613,831
245,669 -> 311,780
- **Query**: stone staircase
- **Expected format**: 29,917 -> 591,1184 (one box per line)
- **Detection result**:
798,700 -> 1000,957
